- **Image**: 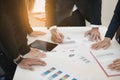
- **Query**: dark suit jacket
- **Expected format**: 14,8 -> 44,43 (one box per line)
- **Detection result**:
0,0 -> 31,60
0,67 -> 5,77
45,0 -> 102,28
105,0 -> 120,44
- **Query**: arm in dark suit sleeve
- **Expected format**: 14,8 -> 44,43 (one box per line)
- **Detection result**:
20,0 -> 33,34
105,0 -> 120,39
45,0 -> 57,28
0,25 -> 20,60
0,0 -> 20,60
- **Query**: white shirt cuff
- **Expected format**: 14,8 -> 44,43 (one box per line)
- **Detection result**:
49,26 -> 57,31
90,24 -> 101,28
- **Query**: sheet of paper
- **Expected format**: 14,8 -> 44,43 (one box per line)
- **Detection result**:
62,36 -> 76,44
14,56 -> 108,80
14,40 -> 108,80
91,49 -> 120,77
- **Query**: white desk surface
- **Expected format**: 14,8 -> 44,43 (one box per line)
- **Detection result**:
13,27 -> 120,80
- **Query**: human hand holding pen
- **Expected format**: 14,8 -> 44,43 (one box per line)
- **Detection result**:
51,28 -> 64,43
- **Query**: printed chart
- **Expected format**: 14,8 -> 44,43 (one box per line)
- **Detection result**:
41,67 -> 77,80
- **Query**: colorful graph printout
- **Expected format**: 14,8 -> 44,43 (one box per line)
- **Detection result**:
41,67 -> 56,76
59,74 -> 70,80
48,71 -> 63,80
41,67 -> 77,80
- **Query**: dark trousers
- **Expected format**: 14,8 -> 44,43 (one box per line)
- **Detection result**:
56,0 -> 86,26
58,9 -> 86,26
0,53 -> 16,80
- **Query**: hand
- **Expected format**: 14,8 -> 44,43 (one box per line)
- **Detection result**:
85,28 -> 101,42
18,58 -> 46,71
26,48 -> 46,59
29,31 -> 46,37
91,37 -> 111,50
108,59 -> 120,71
51,28 -> 64,43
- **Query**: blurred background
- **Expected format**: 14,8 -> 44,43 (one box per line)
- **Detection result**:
28,0 -> 117,27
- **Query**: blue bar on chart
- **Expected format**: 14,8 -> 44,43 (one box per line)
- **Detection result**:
72,78 -> 77,80
59,74 -> 70,80
48,71 -> 63,80
41,67 -> 56,76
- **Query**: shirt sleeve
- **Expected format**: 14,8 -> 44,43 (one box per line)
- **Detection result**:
90,24 -> 101,28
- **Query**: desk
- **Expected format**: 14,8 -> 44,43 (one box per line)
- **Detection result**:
13,27 -> 120,80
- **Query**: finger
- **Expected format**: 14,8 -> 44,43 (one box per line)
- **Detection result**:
90,33 -> 96,41
39,59 -> 47,66
103,44 -> 110,49
52,32 -> 63,43
95,36 -> 99,42
98,35 -> 101,41
19,64 -> 34,71
114,61 -> 120,65
108,62 -> 119,68
108,63 -> 120,71
53,31 -> 62,41
25,64 -> 34,71
94,43 -> 104,50
60,33 -> 64,42
51,36 -> 62,43
36,51 -> 47,58
90,32 -> 99,42
94,45 -> 102,50
88,33 -> 93,41
30,59 -> 47,66
108,64 -> 114,69
52,33 -> 61,41
114,66 -> 120,71
29,49 -> 47,58
113,59 -> 120,63
91,43 -> 99,49
94,34 -> 101,42
84,31 -> 90,37
38,53 -> 47,58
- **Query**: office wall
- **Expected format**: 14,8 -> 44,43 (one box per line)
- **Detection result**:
32,0 -> 45,12
102,0 -> 117,26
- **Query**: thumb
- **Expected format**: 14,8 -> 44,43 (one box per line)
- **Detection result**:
26,65 -> 34,71
84,31 -> 89,37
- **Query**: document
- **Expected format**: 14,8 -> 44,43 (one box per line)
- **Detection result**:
91,49 -> 120,77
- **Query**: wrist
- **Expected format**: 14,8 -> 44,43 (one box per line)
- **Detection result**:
13,55 -> 23,64
49,26 -> 57,31
92,27 -> 99,30
51,28 -> 58,34
104,37 -> 111,42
